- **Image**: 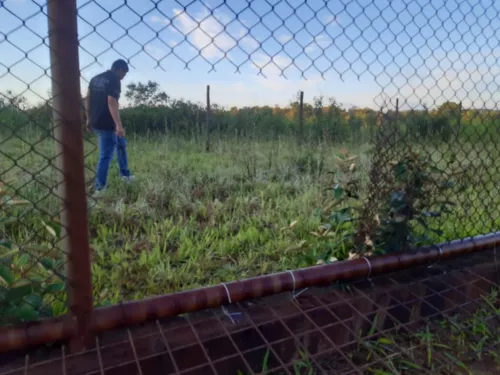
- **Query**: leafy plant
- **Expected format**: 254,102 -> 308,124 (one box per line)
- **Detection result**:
356,148 -> 464,253
0,181 -> 66,324
282,150 -> 362,263
317,150 -> 361,259
308,146 -> 465,260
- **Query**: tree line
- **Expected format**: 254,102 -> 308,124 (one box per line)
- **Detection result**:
1,82 -> 498,144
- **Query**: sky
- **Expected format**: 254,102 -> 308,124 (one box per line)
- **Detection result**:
0,0 -> 499,110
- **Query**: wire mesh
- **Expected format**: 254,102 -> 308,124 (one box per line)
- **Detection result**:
1,0 -> 500,369
77,0 -> 500,308
1,2 -> 70,325
1,0 -> 92,349
0,248 -> 499,374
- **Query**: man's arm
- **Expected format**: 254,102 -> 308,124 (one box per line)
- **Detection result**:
107,75 -> 124,136
107,96 -> 124,136
84,89 -> 91,131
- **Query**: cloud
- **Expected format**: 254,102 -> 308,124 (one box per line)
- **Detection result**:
305,45 -> 315,54
151,10 -> 262,59
167,8 -> 240,59
250,52 -> 325,80
278,34 -> 293,44
315,34 -> 332,48
150,15 -> 170,26
381,61 -> 500,110
252,53 -> 292,76
244,52 -> 326,98
304,34 -> 333,54
239,33 -> 259,51
322,14 -> 338,25
144,45 -> 165,60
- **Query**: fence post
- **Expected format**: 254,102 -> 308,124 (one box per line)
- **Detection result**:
47,0 -> 93,352
395,98 -> 400,144
298,91 -> 304,142
196,108 -> 200,140
206,85 -> 211,152
456,101 -> 462,140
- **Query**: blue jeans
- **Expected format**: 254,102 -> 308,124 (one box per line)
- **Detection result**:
95,130 -> 131,191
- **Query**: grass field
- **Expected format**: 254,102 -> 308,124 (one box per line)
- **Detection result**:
1,129 -> 500,311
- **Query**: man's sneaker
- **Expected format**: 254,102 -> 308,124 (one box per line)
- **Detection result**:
92,188 -> 106,198
122,175 -> 136,184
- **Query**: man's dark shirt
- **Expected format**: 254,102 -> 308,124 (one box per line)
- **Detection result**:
88,70 -> 121,131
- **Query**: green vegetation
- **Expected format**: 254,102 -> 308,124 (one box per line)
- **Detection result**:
255,288 -> 500,375
0,181 -> 66,323
357,289 -> 500,375
1,83 -> 500,321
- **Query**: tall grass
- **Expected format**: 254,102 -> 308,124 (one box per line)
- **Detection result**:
1,84 -> 500,313
1,124 -> 499,308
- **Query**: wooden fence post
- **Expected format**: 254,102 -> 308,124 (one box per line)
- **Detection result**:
298,91 -> 304,142
205,85 -> 211,152
395,98 -> 400,145
456,101 -> 462,140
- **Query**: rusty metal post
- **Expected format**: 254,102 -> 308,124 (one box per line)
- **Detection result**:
47,0 -> 93,352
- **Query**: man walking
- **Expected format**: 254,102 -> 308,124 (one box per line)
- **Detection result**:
85,59 -> 135,197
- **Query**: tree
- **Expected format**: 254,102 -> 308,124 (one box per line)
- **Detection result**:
0,90 -> 28,110
125,80 -> 170,107
436,101 -> 461,118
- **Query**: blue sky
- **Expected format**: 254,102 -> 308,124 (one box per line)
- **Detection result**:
1,0 -> 499,110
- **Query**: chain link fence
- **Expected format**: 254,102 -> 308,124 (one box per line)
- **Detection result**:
1,1 -> 70,325
1,0 -> 500,367
1,0 -> 92,350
